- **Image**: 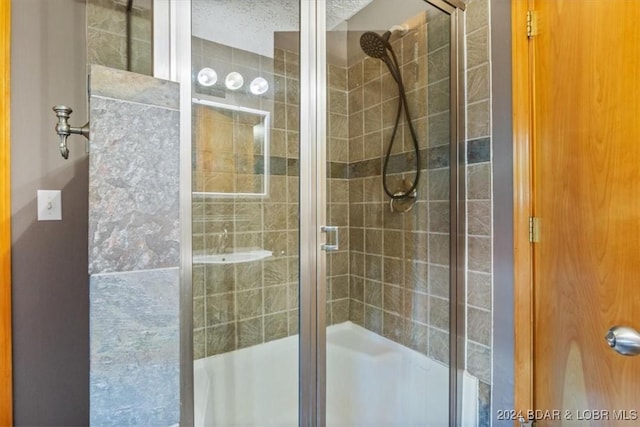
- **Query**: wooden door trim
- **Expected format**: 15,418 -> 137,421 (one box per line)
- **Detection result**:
0,0 -> 12,424
512,0 -> 534,417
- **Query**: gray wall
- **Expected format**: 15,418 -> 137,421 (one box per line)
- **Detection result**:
491,0 -> 515,425
10,0 -> 89,425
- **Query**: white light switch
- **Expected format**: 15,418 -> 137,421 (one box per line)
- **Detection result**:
37,190 -> 62,221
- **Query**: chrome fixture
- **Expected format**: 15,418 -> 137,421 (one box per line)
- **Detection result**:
605,325 -> 640,356
212,228 -> 229,254
389,179 -> 417,213
321,226 -> 339,252
388,24 -> 409,35
53,105 -> 89,159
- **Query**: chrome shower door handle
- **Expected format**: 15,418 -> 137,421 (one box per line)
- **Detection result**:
321,226 -> 339,252
605,325 -> 640,356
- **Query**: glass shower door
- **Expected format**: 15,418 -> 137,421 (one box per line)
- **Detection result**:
189,2 -> 301,426
322,1 -> 468,426
171,0 -> 469,425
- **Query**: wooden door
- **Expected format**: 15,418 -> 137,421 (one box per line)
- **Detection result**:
527,0 -> 640,425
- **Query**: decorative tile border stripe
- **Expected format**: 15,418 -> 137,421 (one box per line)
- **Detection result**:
329,162 -> 349,179
257,139 -> 490,180
467,137 -> 491,164
345,145 -> 454,179
348,158 -> 381,179
427,145 -> 449,169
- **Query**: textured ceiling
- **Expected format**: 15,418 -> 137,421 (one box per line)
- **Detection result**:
192,0 -> 373,58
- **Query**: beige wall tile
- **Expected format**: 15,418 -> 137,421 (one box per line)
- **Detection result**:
237,318 -> 263,349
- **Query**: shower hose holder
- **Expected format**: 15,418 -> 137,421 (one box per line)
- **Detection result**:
389,179 -> 418,213
390,189 -> 417,213
53,105 -> 90,159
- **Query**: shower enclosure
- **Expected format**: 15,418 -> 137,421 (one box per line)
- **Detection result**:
156,0 -> 469,425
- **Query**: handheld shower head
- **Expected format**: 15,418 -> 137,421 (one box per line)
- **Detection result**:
359,30 -> 402,85
359,31 -> 392,59
357,27 -> 422,203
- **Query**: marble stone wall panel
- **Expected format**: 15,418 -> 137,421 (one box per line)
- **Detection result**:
90,65 -> 179,110
88,71 -> 180,274
90,268 -> 180,426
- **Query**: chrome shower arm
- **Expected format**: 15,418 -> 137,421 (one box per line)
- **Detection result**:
53,105 -> 90,159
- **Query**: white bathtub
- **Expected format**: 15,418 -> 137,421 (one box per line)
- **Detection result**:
194,322 -> 478,426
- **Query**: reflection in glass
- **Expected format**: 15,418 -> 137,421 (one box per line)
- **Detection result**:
197,68 -> 218,87
250,77 -> 270,95
192,100 -> 269,196
224,72 -> 245,91
191,1 -> 301,426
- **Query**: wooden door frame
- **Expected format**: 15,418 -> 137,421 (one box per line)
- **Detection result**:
1,0 -> 12,424
512,0 -> 534,417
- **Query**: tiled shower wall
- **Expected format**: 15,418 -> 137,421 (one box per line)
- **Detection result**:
343,3 -> 493,422
326,61 -> 352,327
87,0 -> 152,75
192,37 -> 352,359
191,15 -> 455,362
345,13 -> 452,365
190,0 -> 493,421
464,0 -> 493,424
